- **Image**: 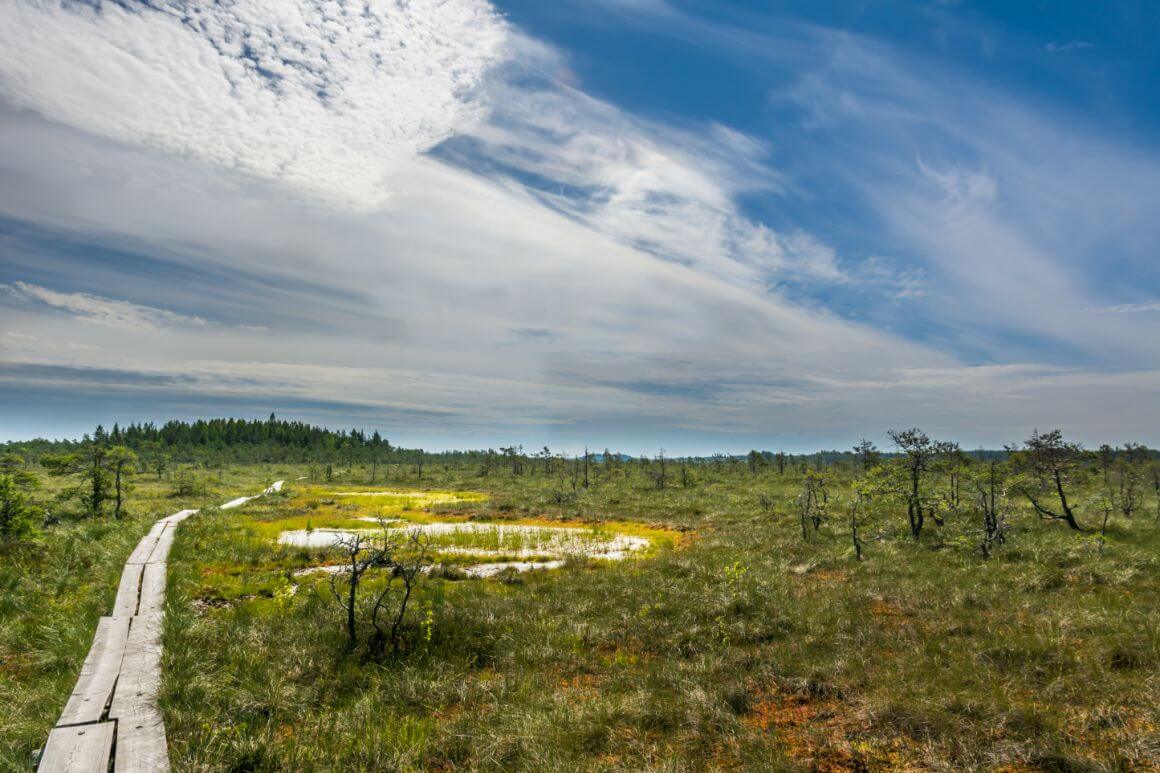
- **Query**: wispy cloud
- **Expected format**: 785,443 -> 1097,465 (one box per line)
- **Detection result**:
1094,302 -> 1160,314
2,281 -> 209,331
444,38 -> 848,293
1045,40 -> 1094,53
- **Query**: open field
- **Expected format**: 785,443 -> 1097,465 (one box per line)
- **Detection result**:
4,453 -> 1159,771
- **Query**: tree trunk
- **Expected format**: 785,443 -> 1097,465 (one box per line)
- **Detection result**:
909,469 -> 923,538
346,574 -> 358,649
1053,469 -> 1083,530
114,464 -> 123,519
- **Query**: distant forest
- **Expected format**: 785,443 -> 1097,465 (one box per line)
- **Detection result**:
0,414 -> 1048,469
3,416 -> 402,465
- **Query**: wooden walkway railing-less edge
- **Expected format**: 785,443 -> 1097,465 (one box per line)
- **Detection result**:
37,481 -> 284,773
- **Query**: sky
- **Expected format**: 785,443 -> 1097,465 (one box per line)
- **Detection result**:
0,0 -> 1157,454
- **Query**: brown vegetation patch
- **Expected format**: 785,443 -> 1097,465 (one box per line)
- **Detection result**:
869,600 -> 906,618
743,686 -> 868,770
811,569 -> 850,583
558,673 -> 604,692
0,652 -> 33,676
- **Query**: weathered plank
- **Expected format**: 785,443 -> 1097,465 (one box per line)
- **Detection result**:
38,722 -> 114,773
112,563 -> 144,617
147,525 -> 176,565
136,563 -> 168,619
109,614 -> 163,721
124,534 -> 160,566
114,709 -> 170,773
160,508 -> 198,525
219,495 -> 254,510
56,616 -> 130,727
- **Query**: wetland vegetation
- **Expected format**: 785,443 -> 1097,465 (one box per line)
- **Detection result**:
2,419 -> 1158,770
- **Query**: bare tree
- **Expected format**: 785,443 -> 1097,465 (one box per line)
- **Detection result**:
654,448 -> 667,490
328,520 -> 430,655
973,460 -> 1008,557
796,470 -> 827,539
848,491 -> 869,561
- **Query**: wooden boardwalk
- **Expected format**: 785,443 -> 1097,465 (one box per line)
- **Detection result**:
38,482 -> 284,773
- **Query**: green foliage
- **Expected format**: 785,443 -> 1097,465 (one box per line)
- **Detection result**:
0,453 -> 39,540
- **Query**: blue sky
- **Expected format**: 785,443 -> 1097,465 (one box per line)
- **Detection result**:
0,0 -> 1157,453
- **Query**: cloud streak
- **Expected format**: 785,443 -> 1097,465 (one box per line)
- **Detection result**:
3,281 -> 211,331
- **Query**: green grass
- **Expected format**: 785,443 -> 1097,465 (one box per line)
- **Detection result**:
158,466 -> 1158,770
4,462 -> 1159,770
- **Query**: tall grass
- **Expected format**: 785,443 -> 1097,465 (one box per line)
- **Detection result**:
155,466 -> 1159,770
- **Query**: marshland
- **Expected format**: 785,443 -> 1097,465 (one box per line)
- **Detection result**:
2,420 -> 1157,770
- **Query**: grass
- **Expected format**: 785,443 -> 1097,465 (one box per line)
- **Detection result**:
4,461 -> 1158,770
160,465 -> 1158,770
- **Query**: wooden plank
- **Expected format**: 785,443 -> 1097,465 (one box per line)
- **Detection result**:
124,534 -> 160,566
160,508 -> 198,524
56,617 -> 130,727
135,564 -> 168,619
38,722 -> 114,773
219,495 -> 254,510
114,709 -> 170,773
147,526 -> 176,565
112,563 -> 144,617
109,614 -> 163,722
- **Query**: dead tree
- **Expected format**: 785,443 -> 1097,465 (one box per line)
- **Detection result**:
328,520 -> 430,654
974,460 -> 1008,557
371,532 -> 430,655
329,531 -> 382,651
849,492 -> 868,561
653,449 -> 667,490
796,470 -> 827,539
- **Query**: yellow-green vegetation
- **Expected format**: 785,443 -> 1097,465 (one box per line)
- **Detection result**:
254,486 -> 677,568
152,463 -> 1158,770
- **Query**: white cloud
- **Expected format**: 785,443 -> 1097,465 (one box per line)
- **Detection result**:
0,0 -> 506,208
2,281 -> 210,330
1095,302 -> 1160,314
453,47 -> 849,292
